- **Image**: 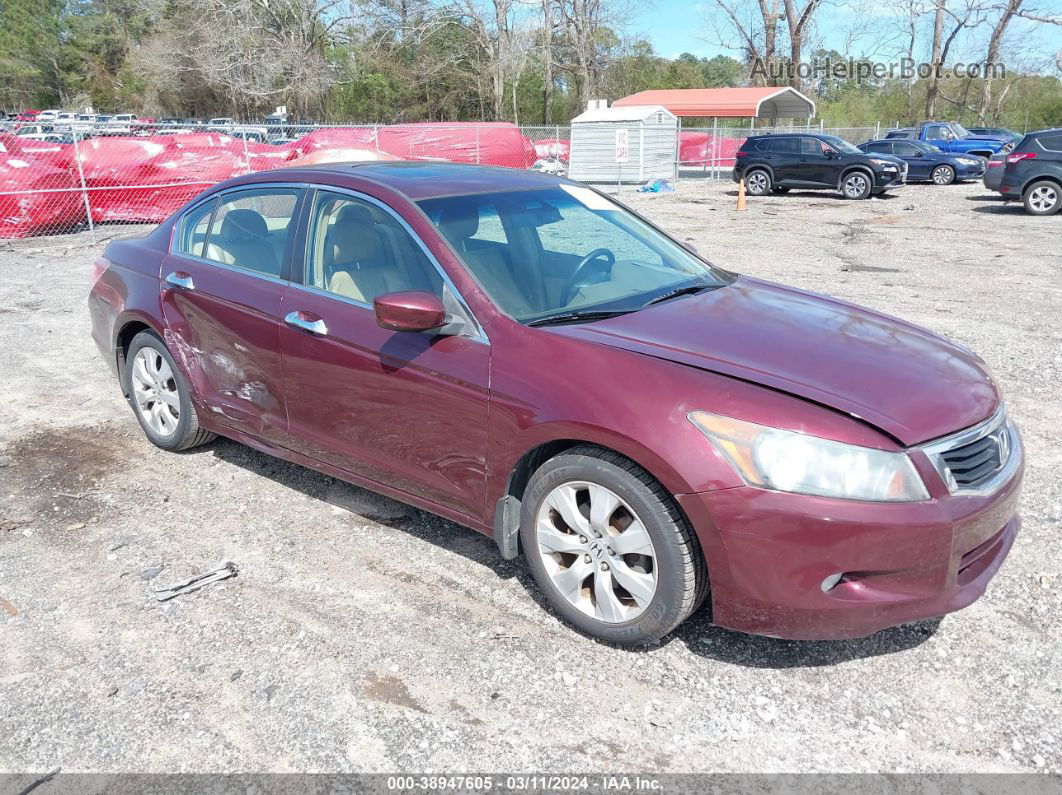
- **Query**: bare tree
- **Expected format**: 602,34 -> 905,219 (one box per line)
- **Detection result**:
782,0 -> 824,89
703,0 -> 784,85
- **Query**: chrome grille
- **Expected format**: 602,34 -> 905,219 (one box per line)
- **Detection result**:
940,431 -> 1004,487
921,408 -> 1018,495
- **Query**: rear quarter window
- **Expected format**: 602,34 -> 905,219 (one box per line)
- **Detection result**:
1037,134 -> 1062,152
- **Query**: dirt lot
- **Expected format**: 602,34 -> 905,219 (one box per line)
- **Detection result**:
1,179 -> 1060,775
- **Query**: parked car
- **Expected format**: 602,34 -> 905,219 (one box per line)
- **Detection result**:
967,127 -> 1021,143
734,133 -> 906,199
14,124 -> 56,140
36,109 -> 61,122
859,139 -> 984,184
15,109 -> 41,122
106,113 -> 139,134
998,128 -> 1062,215
89,162 -> 1023,645
883,122 -> 1006,158
982,141 -> 1016,192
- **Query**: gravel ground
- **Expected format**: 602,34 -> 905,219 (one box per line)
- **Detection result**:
1,179 -> 1060,775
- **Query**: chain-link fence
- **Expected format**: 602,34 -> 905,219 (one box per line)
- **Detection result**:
0,117 -> 886,240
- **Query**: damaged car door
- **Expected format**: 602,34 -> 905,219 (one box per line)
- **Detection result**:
160,185 -> 304,445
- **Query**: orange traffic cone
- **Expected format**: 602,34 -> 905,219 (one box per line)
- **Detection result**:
736,177 -> 747,211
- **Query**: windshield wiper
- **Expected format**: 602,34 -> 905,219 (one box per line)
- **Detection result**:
526,309 -> 634,327
643,283 -> 716,307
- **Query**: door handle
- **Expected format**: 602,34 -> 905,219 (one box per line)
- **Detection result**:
165,271 -> 194,289
284,310 -> 328,336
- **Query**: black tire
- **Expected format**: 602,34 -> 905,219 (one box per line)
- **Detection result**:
1022,180 -> 1062,216
520,446 -> 708,646
771,186 -> 790,194
840,170 -> 873,200
931,164 -> 956,185
744,169 -> 771,196
122,330 -> 215,451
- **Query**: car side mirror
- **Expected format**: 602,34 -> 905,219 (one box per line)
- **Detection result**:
912,151 -> 923,157
825,149 -> 836,159
374,291 -> 448,333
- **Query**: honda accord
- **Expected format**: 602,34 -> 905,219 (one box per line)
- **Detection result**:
89,163 -> 1023,645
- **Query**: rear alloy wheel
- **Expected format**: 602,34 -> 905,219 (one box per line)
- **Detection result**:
1023,180 -> 1062,216
744,170 -> 771,196
521,446 -> 708,645
841,172 -> 872,200
122,331 -> 215,451
931,164 -> 956,185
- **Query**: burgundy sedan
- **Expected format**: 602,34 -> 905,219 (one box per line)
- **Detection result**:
89,163 -> 1023,645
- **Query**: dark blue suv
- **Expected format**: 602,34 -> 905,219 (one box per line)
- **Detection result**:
734,133 -> 906,200
999,128 -> 1062,215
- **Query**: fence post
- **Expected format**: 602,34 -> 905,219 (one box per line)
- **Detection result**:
875,120 -> 881,139
240,133 -> 251,175
70,129 -> 95,243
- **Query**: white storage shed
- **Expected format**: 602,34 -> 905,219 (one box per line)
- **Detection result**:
568,104 -> 678,184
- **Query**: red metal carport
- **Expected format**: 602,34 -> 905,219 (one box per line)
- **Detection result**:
614,87 -> 816,175
613,87 -> 816,122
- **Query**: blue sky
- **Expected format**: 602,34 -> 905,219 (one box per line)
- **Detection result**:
630,0 -> 1062,66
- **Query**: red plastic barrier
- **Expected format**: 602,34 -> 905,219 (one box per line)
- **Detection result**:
76,135 -> 249,223
0,151 -> 84,238
678,132 -> 741,168
283,123 -> 536,168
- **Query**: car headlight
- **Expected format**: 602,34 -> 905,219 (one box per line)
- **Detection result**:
958,157 -> 979,165
870,158 -> 897,169
688,412 -> 930,502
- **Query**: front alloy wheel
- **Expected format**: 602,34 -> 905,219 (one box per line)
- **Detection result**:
932,165 -> 956,185
520,446 -> 708,645
1023,181 -> 1062,216
535,481 -> 658,623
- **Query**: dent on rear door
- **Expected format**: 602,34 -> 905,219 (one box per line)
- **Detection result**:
159,252 -> 288,443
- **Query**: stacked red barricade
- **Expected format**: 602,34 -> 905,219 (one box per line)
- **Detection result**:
0,133 -> 84,238
0,122 -> 540,237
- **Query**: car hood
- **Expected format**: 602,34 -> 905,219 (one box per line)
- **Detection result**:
963,134 -> 1005,142
551,277 -> 998,445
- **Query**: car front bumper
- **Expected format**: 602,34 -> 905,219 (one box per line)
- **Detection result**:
874,169 -> 906,189
677,452 -> 1023,640
956,160 -> 987,179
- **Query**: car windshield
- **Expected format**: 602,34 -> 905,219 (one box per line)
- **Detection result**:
418,186 -> 728,323
821,135 -> 862,154
952,123 -> 972,137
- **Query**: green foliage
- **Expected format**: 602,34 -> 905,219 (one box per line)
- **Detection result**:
0,0 -> 1058,130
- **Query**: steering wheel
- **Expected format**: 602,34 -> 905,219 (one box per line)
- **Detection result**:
561,248 -> 616,305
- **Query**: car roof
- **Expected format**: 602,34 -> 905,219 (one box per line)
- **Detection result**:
249,162 -> 570,201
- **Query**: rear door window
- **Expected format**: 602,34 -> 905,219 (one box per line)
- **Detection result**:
864,141 -> 893,154
204,188 -> 301,277
770,137 -> 799,154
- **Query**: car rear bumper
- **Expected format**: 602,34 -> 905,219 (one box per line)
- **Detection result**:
677,459 -> 1022,640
